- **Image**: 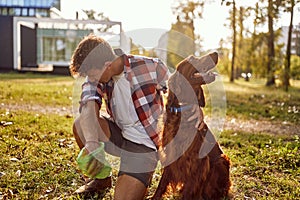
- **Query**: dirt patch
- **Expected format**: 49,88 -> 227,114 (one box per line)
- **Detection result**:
224,117 -> 300,136
1,103 -> 299,136
0,103 -> 73,117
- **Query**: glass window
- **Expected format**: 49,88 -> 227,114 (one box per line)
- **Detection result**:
29,0 -> 35,7
1,8 -> 8,15
42,37 -> 66,62
42,37 -> 53,61
41,0 -> 49,8
28,8 -> 34,16
36,8 -> 49,17
6,0 -> 12,6
51,0 -> 60,10
11,0 -> 22,6
19,0 -> 24,6
8,8 -> 14,15
23,0 -> 28,6
0,0 -> 7,6
14,7 -> 21,15
36,0 -> 42,7
22,8 -> 27,16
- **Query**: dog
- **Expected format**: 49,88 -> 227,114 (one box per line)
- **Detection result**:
152,52 -> 231,200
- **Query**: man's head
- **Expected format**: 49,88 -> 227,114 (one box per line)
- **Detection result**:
70,34 -> 117,77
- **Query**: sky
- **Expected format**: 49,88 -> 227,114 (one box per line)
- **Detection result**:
61,0 -> 300,51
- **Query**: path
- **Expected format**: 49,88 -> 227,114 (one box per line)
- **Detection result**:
1,103 -> 299,136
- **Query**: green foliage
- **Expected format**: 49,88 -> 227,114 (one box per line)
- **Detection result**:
291,55 -> 300,79
221,131 -> 300,199
165,0 -> 205,69
166,23 -> 195,69
220,0 -> 300,85
222,78 -> 300,124
0,110 -> 78,199
0,73 -> 73,107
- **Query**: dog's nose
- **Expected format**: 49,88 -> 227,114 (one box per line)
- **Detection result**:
210,52 -> 218,64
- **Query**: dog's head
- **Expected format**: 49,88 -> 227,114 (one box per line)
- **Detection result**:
168,52 -> 218,107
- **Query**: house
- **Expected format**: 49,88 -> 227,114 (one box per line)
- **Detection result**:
0,0 -> 123,74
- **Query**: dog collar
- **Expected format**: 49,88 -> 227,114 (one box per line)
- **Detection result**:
169,104 -> 194,113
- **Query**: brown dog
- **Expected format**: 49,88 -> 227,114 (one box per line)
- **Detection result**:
152,52 -> 231,200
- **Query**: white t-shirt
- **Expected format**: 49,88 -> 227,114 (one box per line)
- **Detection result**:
111,73 -> 156,150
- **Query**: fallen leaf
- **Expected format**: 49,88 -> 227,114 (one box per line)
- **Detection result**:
45,187 -> 53,193
0,121 -> 13,126
0,172 -> 5,178
10,158 -> 19,162
15,170 -> 21,177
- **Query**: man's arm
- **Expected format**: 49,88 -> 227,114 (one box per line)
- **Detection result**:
79,101 -> 110,152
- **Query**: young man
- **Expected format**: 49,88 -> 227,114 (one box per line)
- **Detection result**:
70,34 -> 169,199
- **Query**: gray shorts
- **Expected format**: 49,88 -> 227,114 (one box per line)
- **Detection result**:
103,117 -> 158,187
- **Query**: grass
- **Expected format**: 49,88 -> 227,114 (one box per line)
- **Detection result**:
0,110 -> 77,199
222,78 -> 300,124
0,72 -> 73,107
221,131 -> 299,199
0,72 -> 299,199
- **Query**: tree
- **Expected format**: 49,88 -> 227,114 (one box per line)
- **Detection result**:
166,0 -> 205,69
265,0 -> 276,86
82,10 -> 112,32
282,0 -> 300,91
249,2 -> 266,79
221,0 -> 236,82
262,0 -> 284,86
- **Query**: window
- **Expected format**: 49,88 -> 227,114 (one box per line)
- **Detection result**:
14,8 -> 21,15
28,8 -> 34,16
21,8 -> 27,16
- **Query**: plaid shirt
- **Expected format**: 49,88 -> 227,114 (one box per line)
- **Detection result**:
80,54 -> 169,147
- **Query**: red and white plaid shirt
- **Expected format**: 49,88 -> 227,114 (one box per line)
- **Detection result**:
80,54 -> 169,148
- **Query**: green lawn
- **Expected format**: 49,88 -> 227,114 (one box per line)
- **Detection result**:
0,72 -> 299,199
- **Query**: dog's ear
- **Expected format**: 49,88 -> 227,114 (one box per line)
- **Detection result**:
167,72 -> 180,106
187,52 -> 218,73
198,87 -> 205,107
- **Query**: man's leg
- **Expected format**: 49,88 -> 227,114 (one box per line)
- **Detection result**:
73,117 -> 112,194
114,174 -> 147,200
114,139 -> 157,200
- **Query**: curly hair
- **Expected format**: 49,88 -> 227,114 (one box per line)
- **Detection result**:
69,34 -> 116,77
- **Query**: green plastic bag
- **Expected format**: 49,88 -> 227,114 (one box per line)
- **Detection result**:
76,142 -> 111,179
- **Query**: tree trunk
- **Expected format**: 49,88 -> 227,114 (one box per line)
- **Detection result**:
283,0 -> 294,92
266,0 -> 276,86
230,0 -> 236,82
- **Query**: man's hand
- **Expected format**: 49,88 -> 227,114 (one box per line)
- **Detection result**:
77,142 -> 109,179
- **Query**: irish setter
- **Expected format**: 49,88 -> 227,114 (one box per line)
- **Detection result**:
152,52 -> 231,200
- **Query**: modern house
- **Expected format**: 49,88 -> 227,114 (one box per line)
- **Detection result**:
0,0 -> 124,74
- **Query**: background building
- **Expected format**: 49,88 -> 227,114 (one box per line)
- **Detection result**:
279,24 -> 300,56
0,0 -> 124,74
